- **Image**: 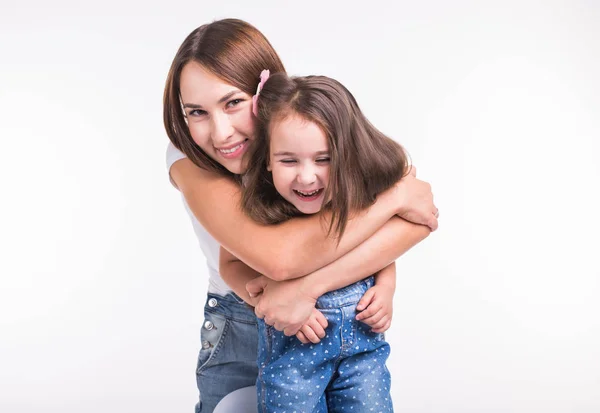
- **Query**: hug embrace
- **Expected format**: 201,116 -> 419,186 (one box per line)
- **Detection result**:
164,18 -> 438,413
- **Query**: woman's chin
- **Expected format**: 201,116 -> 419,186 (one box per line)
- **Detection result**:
222,159 -> 245,175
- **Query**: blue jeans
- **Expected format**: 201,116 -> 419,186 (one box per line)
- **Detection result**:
195,293 -> 258,413
256,276 -> 393,413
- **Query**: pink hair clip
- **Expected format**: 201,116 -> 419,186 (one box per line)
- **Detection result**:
252,69 -> 270,116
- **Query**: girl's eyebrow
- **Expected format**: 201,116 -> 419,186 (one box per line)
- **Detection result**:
182,90 -> 243,109
273,150 -> 329,157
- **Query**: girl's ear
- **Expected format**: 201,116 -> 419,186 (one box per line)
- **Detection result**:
266,159 -> 272,171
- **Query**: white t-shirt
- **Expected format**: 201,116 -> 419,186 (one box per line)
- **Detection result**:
166,142 -> 233,296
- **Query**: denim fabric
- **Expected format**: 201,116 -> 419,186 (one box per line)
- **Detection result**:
195,293 -> 258,413
256,276 -> 393,413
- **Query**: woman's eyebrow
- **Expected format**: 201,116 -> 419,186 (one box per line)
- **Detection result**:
182,102 -> 202,109
218,90 -> 243,104
182,90 -> 243,109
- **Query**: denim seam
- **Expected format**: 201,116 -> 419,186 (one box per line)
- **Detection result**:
197,317 -> 230,374
258,324 -> 272,413
334,309 -> 347,366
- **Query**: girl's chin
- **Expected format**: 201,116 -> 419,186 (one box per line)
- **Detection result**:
295,205 -> 322,215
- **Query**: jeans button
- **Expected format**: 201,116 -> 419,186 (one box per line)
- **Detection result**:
201,340 -> 211,349
204,320 -> 214,331
208,298 -> 218,308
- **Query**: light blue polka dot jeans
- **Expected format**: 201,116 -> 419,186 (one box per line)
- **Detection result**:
257,276 -> 393,413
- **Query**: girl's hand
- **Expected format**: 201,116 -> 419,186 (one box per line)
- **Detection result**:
355,284 -> 394,333
295,308 -> 328,344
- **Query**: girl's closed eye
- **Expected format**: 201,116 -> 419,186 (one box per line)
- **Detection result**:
280,159 -> 297,164
316,157 -> 330,163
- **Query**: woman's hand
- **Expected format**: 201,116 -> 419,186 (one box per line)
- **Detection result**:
385,166 -> 439,231
247,275 -> 324,336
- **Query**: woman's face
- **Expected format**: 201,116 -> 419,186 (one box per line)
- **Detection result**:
268,114 -> 330,215
179,61 -> 256,174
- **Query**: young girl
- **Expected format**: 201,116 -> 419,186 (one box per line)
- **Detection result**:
164,19 -> 438,412
219,72 -> 412,412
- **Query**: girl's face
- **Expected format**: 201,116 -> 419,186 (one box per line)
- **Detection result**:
268,114 -> 330,215
179,61 -> 256,174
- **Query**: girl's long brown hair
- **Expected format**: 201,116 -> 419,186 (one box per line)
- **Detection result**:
163,19 -> 286,177
242,74 -> 409,239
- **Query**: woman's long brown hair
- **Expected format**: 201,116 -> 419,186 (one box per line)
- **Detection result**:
163,19 -> 286,177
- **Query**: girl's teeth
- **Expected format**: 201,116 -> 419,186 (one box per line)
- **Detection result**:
296,189 -> 320,197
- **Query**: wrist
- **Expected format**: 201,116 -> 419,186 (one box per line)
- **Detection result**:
302,272 -> 326,299
380,185 -> 405,217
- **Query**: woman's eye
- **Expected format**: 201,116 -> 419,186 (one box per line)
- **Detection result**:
316,157 -> 330,163
188,109 -> 207,117
226,99 -> 243,108
280,159 -> 297,164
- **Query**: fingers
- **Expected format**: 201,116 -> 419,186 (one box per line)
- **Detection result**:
314,310 -> 328,330
282,323 -> 302,336
255,305 -> 265,320
356,299 -> 382,321
359,307 -> 385,326
371,319 -> 392,333
302,325 -> 321,344
309,318 -> 326,340
296,330 -> 309,344
294,311 -> 328,344
428,215 -> 439,231
246,276 -> 268,298
356,289 -> 375,312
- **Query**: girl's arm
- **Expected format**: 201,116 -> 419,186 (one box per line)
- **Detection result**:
171,158 -> 436,282
220,246 -> 330,341
355,262 -> 396,333
248,217 -> 430,335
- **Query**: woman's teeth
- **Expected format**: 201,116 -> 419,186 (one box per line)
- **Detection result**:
218,142 -> 244,154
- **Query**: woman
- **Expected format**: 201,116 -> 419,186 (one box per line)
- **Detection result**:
164,18 -> 437,412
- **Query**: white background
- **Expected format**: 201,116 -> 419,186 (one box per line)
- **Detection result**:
1,1 -> 599,412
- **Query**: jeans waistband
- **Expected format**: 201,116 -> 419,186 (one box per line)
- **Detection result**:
205,292 -> 256,323
316,276 -> 375,309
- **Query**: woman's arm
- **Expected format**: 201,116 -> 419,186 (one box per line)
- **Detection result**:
171,158 -> 436,281
218,246 -> 262,306
248,217 -> 430,335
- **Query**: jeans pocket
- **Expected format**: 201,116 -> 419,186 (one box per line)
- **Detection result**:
196,311 -> 229,374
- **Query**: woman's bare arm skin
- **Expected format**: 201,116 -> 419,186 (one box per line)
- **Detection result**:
218,246 -> 262,306
171,158 -> 437,281
247,217 -> 430,335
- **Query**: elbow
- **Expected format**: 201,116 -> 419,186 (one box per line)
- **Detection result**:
254,243 -> 305,281
262,255 -> 298,282
414,223 -> 432,243
262,265 -> 291,282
